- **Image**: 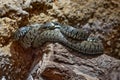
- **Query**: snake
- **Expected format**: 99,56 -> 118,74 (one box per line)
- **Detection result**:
13,22 -> 104,55
43,22 -> 90,40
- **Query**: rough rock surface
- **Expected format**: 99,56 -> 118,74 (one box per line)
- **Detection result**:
0,0 -> 120,80
28,43 -> 120,80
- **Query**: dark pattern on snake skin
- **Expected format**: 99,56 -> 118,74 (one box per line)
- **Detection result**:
14,22 -> 104,55
73,37 -> 104,54
42,22 -> 104,54
43,22 -> 90,40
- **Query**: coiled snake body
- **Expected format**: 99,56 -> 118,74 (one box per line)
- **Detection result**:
43,22 -> 90,40
13,22 -> 104,55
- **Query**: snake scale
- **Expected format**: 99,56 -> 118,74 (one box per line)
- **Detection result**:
13,22 -> 104,55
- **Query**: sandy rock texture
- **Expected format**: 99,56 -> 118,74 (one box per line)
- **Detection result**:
0,0 -> 120,80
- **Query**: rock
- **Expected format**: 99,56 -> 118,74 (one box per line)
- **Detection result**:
28,43 -> 120,80
0,0 -> 120,80
0,17 -> 17,47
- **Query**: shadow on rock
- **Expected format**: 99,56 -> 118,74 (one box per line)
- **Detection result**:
9,41 -> 43,79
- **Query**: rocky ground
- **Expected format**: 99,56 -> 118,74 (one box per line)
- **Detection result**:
0,0 -> 120,80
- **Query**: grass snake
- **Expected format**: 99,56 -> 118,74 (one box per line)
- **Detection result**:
13,22 -> 104,55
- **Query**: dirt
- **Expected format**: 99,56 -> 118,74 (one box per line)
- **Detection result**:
0,0 -> 120,80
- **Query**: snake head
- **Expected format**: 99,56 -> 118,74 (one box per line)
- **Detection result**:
51,22 -> 62,28
13,27 -> 30,41
43,22 -> 61,29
